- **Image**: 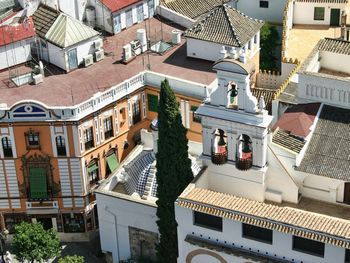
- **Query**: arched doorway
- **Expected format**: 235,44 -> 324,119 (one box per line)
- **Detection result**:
186,249 -> 228,263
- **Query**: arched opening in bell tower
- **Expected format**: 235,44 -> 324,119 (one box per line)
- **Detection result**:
227,82 -> 238,109
211,129 -> 228,165
236,134 -> 253,170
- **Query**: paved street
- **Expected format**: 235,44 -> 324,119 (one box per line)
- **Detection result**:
3,235 -> 106,263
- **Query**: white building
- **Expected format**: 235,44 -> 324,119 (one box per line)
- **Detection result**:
32,4 -> 102,72
96,129 -> 202,263
17,0 -> 87,20
185,4 -> 263,63
86,0 -> 158,34
0,16 -> 35,70
175,38 -> 350,262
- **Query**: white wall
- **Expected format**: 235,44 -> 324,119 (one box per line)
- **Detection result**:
0,39 -> 33,70
320,51 -> 350,74
176,205 -> 347,263
157,5 -> 195,28
187,38 -> 229,62
47,36 -> 99,72
298,73 -> 350,109
293,2 -> 346,25
234,0 -> 288,24
89,0 -> 113,33
96,192 -> 158,263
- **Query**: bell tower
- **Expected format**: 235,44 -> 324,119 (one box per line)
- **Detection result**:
195,50 -> 273,202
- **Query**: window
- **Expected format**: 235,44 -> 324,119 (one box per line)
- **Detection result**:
62,213 -> 85,233
314,7 -> 325,20
56,136 -> 66,156
87,161 -> 99,186
242,223 -> 273,244
29,167 -> 48,200
346,249 -> 350,263
1,137 -> 13,157
132,99 -> 141,125
193,211 -> 222,231
147,94 -> 158,112
260,0 -> 269,8
84,127 -> 94,151
104,116 -> 113,140
191,106 -> 201,123
25,131 -> 40,149
292,236 -> 325,257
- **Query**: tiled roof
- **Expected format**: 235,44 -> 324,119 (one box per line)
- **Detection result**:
161,0 -> 230,19
272,129 -> 305,153
318,38 -> 350,55
273,103 -> 320,138
33,4 -> 59,39
177,187 -> 350,248
0,17 -> 35,47
251,88 -> 275,113
0,0 -> 15,11
296,105 -> 350,181
45,13 -> 99,48
100,0 -> 140,13
185,4 -> 263,48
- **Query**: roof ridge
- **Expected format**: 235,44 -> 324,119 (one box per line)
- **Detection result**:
222,4 -> 241,47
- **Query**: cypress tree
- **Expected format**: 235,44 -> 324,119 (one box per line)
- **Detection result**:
156,79 -> 193,263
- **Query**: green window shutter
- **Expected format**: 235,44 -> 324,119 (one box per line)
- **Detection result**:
106,154 -> 119,172
88,164 -> 98,173
314,7 -> 325,20
147,94 -> 158,112
29,168 -> 48,199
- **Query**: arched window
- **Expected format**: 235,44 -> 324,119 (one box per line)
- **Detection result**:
87,160 -> 99,186
1,137 -> 13,158
236,134 -> 253,170
211,129 -> 227,165
56,136 -> 66,156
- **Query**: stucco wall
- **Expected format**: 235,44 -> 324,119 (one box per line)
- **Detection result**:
298,73 -> 350,108
293,2 -> 346,25
0,39 -> 32,70
96,193 -> 158,263
320,51 -> 350,74
176,205 -> 347,263
234,0 -> 288,24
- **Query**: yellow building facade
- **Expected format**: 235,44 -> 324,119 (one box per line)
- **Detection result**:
0,82 -> 203,240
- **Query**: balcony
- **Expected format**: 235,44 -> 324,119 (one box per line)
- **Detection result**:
211,148 -> 228,165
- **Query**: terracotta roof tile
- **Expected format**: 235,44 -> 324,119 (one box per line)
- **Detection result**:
100,0 -> 140,13
177,187 -> 350,248
0,17 -> 35,47
185,4 -> 263,48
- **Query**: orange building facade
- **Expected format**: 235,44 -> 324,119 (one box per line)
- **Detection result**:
0,80 -> 204,240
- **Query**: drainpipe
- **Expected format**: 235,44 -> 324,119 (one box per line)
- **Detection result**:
104,205 -> 120,263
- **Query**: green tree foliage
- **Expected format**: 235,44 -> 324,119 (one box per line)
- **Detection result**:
155,79 -> 193,263
260,23 -> 280,70
58,255 -> 85,263
12,222 -> 61,263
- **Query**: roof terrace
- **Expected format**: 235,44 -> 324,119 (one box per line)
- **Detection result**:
0,17 -> 216,108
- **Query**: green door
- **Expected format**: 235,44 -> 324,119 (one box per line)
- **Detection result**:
330,9 -> 340,26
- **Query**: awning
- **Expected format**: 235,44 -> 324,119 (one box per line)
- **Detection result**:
106,154 -> 119,172
29,167 -> 48,199
88,164 -> 98,173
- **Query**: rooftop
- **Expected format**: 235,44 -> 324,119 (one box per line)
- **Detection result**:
0,16 -> 35,46
272,129 -> 305,154
32,4 -> 59,38
45,13 -> 100,48
100,0 -> 140,13
318,37 -> 350,56
160,0 -> 230,20
177,187 -> 350,248
186,5 -> 263,48
0,17 -> 216,107
296,105 -> 350,181
273,103 -> 320,138
286,25 -> 341,62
